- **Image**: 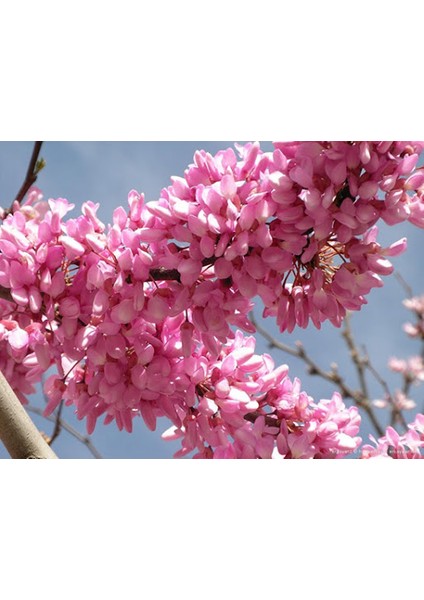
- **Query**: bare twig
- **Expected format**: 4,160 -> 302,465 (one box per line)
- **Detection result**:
13,141 -> 45,207
361,347 -> 408,430
48,399 -> 64,446
27,405 -> 103,459
341,313 -> 370,402
395,271 -> 413,299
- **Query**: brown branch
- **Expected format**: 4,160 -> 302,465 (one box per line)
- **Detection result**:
0,370 -> 57,458
400,371 -> 415,400
13,141 -> 44,206
345,298 -> 411,432
361,347 -> 409,430
244,411 -> 280,428
149,257 -> 217,283
48,398 -> 64,446
334,180 -> 356,207
149,268 -> 181,282
341,313 -> 370,403
0,287 -> 13,303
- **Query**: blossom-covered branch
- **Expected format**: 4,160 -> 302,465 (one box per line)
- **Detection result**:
1,141 -> 424,458
250,311 -> 385,437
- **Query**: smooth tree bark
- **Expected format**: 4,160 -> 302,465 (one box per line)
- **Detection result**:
0,371 -> 57,459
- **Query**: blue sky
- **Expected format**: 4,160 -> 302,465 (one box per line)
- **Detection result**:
0,141 -> 423,458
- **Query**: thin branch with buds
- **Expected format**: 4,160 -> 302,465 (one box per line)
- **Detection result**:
250,311 -> 385,437
341,313 -> 370,401
342,313 -> 408,431
26,405 -> 103,459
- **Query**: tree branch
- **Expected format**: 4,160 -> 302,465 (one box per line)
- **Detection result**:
250,311 -> 385,437
341,313 -> 370,402
0,370 -> 57,458
13,141 -> 44,206
149,268 -> 181,282
0,287 -> 13,303
361,346 -> 408,430
48,398 -> 64,446
27,405 -> 103,459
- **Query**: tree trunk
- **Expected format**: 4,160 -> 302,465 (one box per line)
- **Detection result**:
0,371 -> 58,459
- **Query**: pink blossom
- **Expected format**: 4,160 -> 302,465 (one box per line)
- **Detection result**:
1,141 -> 424,458
361,419 -> 424,459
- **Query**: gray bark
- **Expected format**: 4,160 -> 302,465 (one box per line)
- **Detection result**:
0,371 -> 58,459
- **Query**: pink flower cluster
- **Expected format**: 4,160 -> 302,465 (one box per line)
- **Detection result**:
388,355 -> 424,380
0,141 -> 423,458
372,294 -> 424,414
361,414 -> 424,459
161,331 -> 361,458
366,293 -> 424,457
0,316 -> 46,404
148,141 -> 424,333
402,294 -> 424,338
